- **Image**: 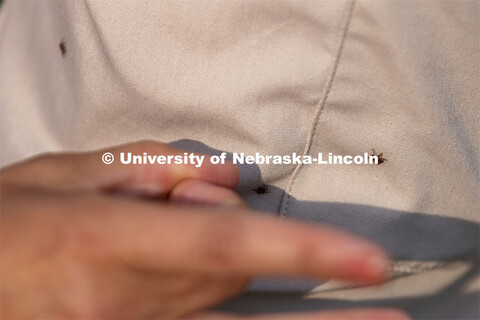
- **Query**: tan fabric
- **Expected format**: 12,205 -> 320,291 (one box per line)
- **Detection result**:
1,0 -> 479,318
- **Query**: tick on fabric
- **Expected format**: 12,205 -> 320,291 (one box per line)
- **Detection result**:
59,40 -> 66,57
371,149 -> 387,165
253,183 -> 270,194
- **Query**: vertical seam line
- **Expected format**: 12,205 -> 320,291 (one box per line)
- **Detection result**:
280,0 -> 356,217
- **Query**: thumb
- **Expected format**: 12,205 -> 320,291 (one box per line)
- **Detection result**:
4,140 -> 239,197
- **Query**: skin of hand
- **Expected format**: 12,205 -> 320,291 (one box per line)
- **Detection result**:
0,140 -> 411,320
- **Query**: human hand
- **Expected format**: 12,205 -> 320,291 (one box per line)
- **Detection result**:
0,141 -> 410,319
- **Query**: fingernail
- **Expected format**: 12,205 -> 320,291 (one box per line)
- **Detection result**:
365,251 -> 389,280
345,248 -> 390,283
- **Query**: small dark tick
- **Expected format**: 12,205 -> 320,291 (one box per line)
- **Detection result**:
59,40 -> 66,57
371,148 -> 387,165
253,183 -> 270,194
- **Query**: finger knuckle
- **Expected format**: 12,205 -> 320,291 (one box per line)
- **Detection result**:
198,214 -> 245,268
293,237 -> 318,275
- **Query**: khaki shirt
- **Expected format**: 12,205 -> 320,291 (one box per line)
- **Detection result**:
1,0 -> 479,318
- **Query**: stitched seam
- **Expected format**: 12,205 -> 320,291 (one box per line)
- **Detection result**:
280,0 -> 356,217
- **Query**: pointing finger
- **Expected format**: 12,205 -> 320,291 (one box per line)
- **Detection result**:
88,196 -> 390,284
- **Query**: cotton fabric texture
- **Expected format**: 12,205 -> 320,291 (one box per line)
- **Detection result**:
1,0 -> 479,318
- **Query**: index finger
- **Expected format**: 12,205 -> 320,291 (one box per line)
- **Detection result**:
93,196 -> 389,284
